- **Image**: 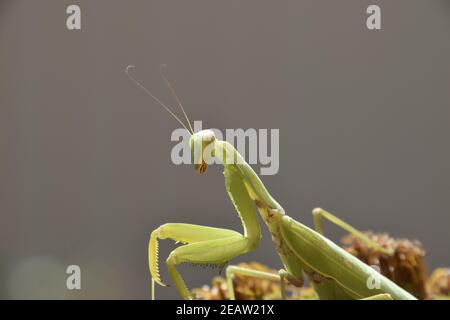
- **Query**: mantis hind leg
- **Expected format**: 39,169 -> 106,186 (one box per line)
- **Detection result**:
150,223 -> 250,300
312,208 -> 394,256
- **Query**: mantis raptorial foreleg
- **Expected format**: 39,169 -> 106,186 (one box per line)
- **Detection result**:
150,223 -> 250,300
149,164 -> 262,300
312,208 -> 394,256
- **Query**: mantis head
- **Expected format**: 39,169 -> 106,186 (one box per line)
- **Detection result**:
189,130 -> 216,174
126,65 -> 217,174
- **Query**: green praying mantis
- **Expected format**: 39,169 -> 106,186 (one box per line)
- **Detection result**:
126,66 -> 416,300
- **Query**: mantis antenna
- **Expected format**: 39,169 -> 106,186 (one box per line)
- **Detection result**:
159,64 -> 194,134
125,65 -> 193,134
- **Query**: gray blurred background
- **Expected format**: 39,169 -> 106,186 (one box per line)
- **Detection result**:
0,0 -> 449,299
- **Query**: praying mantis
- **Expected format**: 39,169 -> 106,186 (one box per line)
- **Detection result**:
126,66 -> 416,300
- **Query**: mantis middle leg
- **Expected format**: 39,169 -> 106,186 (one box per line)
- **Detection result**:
225,265 -> 303,300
